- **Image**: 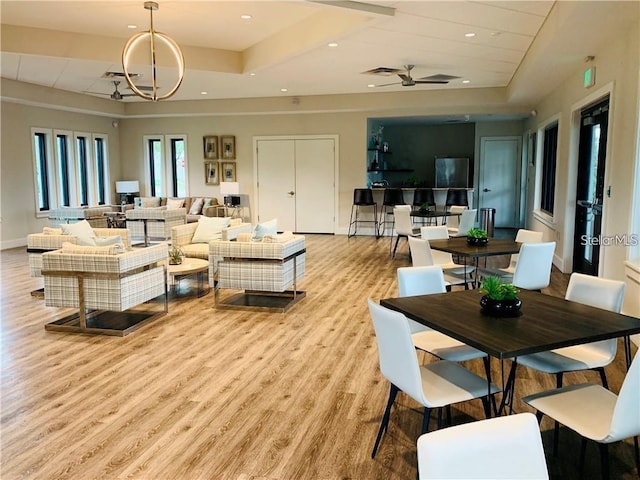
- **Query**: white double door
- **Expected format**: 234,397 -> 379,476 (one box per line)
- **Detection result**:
255,136 -> 336,233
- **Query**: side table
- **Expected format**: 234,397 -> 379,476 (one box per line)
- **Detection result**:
167,258 -> 210,298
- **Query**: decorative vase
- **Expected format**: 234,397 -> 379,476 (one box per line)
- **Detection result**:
467,237 -> 489,246
480,295 -> 522,317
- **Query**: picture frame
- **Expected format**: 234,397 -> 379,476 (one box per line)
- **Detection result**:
204,161 -> 219,185
221,135 -> 236,159
221,162 -> 236,182
203,136 -> 218,159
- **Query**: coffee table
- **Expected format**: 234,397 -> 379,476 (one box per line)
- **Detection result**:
167,258 -> 210,297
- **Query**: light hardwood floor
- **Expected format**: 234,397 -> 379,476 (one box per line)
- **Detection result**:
1,234 -> 638,480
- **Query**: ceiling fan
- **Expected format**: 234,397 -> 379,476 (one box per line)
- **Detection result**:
84,80 -> 157,100
375,65 -> 459,87
85,80 -> 137,100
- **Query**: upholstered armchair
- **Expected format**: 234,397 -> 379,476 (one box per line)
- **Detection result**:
209,234 -> 306,312
27,226 -> 131,296
48,206 -> 113,228
126,207 -> 186,245
41,243 -> 168,336
171,218 -> 252,260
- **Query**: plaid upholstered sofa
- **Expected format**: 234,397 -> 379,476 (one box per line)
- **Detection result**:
48,206 -> 113,228
41,243 -> 168,335
126,207 -> 187,245
134,196 -> 224,223
27,226 -> 131,295
171,219 -> 252,260
209,235 -> 306,311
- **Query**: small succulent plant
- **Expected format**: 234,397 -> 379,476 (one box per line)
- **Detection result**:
480,276 -> 519,300
467,227 -> 488,239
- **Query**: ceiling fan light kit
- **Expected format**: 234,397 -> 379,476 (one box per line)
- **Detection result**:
122,1 -> 185,101
365,65 -> 459,87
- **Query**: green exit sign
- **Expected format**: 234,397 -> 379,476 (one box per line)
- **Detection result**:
584,66 -> 596,88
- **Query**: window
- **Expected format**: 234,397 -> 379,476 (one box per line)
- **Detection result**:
540,122 -> 558,215
76,135 -> 90,205
169,136 -> 187,197
93,136 -> 109,205
32,128 -> 109,214
145,135 -> 188,198
55,131 -> 74,207
32,129 -> 53,212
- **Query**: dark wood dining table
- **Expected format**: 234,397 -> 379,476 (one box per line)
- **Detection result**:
380,289 -> 640,413
428,237 -> 522,287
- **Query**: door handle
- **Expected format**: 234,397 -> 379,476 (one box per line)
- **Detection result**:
577,200 -> 593,209
288,191 -> 295,196
483,188 -> 491,192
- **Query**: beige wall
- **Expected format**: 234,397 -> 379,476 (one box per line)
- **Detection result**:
524,18 -> 639,283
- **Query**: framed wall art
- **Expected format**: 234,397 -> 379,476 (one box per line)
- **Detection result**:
221,135 -> 236,159
203,136 -> 218,159
204,161 -> 219,185
221,162 -> 236,182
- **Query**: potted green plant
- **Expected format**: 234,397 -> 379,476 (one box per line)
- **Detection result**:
479,276 -> 522,317
168,245 -> 184,265
466,227 -> 489,246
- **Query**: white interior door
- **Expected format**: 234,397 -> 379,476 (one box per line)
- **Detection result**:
295,138 -> 334,233
256,137 -> 336,233
479,137 -> 521,228
256,140 -> 296,231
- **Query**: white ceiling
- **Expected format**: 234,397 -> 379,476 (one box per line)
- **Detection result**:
0,1 -> 635,104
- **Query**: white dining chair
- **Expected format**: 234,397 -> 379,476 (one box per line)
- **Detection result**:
500,228 -> 544,275
448,208 -> 477,237
367,299 -> 500,458
391,205 -> 420,258
524,350 -> 640,480
397,266 -> 486,362
417,413 -> 549,479
445,205 -> 466,229
511,241 -> 556,291
420,225 -> 474,288
408,235 -> 472,290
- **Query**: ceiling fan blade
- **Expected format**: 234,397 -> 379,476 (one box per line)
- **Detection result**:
376,81 -> 401,87
83,91 -> 111,96
398,74 -> 411,82
414,80 -> 449,84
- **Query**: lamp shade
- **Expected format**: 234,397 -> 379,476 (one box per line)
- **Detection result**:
220,182 -> 239,196
115,180 -> 140,193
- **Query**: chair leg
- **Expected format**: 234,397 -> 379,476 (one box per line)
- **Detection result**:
392,235 -> 403,258
579,437 -> 587,477
371,383 -> 399,458
436,407 -> 443,429
480,395 -> 491,419
598,443 -> 610,480
348,205 -> 357,237
634,436 -> 640,475
421,407 -> 432,434
596,367 -> 609,389
552,372 -> 564,456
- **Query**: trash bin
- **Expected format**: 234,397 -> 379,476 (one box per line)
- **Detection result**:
480,207 -> 496,237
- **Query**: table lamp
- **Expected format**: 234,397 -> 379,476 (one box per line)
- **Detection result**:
115,180 -> 140,205
220,182 -> 241,207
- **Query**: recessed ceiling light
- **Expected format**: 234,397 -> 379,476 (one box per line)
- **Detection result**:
201,91 -> 208,95
465,32 -> 476,38
127,24 -> 137,29
462,80 -> 470,84
249,72 -> 256,76
328,42 -> 338,48
368,84 -> 376,88
280,88 -> 288,92
241,14 -> 252,20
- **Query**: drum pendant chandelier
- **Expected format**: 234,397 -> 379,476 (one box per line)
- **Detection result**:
122,1 -> 185,101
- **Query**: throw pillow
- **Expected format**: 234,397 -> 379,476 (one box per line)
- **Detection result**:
203,198 -> 213,208
188,198 -> 205,215
94,235 -> 123,246
166,198 -> 185,209
191,216 -> 231,243
60,220 -> 96,246
140,197 -> 161,208
252,218 -> 278,240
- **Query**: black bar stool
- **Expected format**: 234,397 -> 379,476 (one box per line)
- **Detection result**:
378,188 -> 405,237
348,188 -> 378,237
412,188 -> 437,226
445,188 -> 469,208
